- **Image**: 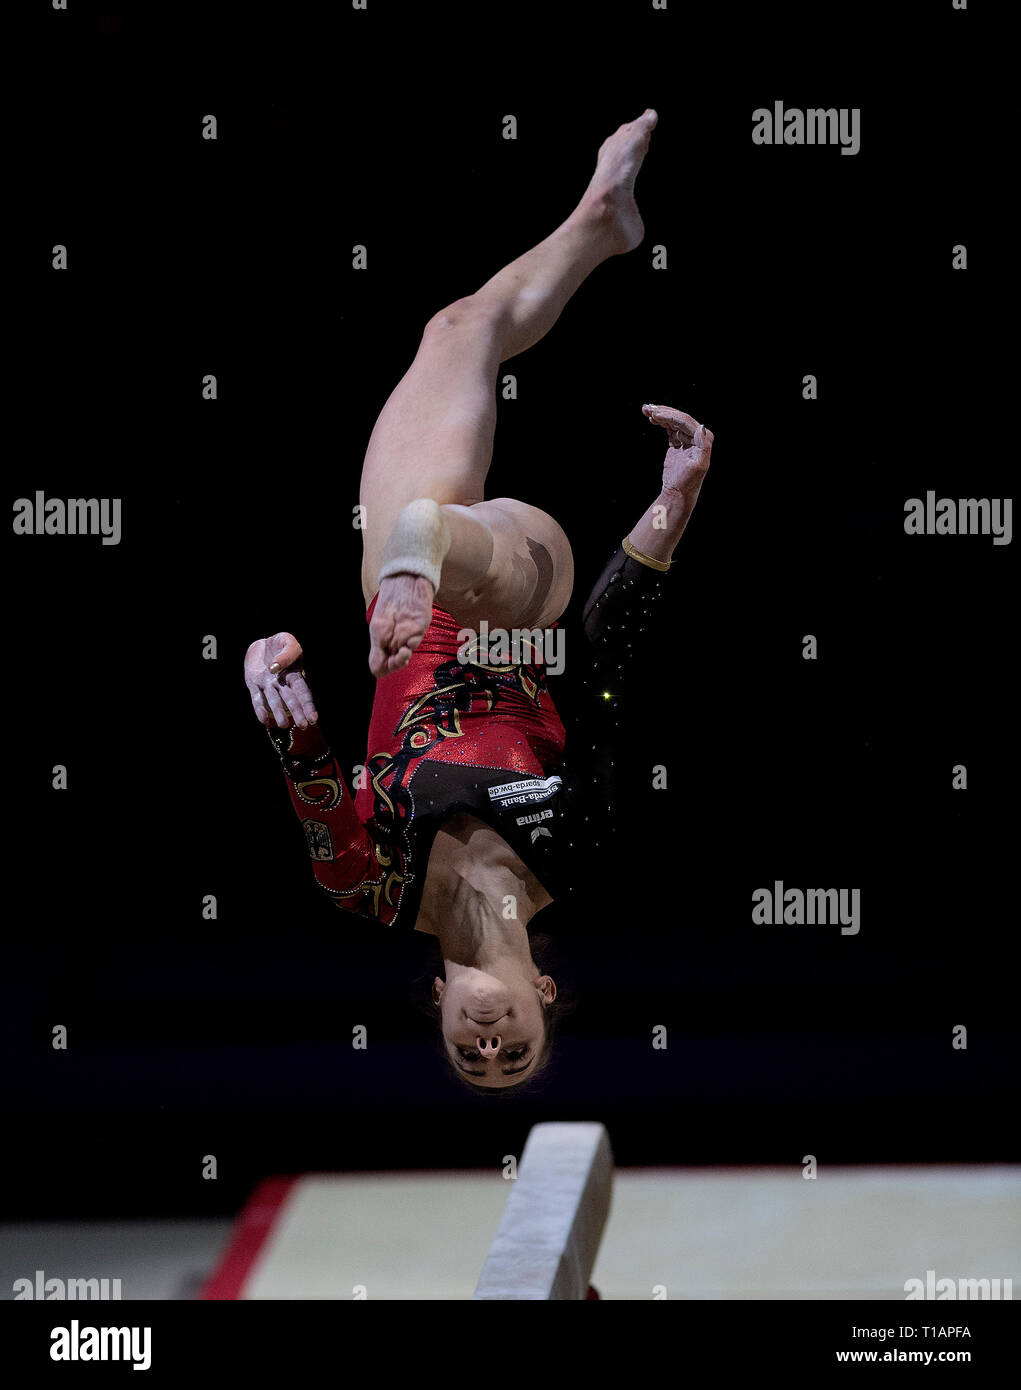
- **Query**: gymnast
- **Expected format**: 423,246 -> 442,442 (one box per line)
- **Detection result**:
244,110 -> 713,1089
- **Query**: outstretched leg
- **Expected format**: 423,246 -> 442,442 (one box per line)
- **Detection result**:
359,110 -> 659,630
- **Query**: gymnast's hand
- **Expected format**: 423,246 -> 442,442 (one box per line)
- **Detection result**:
244,632 -> 318,730
642,404 -> 713,492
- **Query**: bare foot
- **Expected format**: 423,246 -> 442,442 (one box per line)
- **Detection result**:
369,572 -> 435,678
583,109 -> 658,253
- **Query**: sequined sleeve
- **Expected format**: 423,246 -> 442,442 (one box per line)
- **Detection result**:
581,543 -> 670,661
267,721 -> 407,925
542,545 -> 672,895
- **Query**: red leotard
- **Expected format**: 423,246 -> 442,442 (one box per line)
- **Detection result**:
268,540 -> 672,926
268,594 -> 566,928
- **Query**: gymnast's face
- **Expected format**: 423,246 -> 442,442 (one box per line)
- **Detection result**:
434,968 -> 556,1089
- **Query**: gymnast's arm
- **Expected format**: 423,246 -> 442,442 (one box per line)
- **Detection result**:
582,404 -> 713,653
244,632 -> 405,923
551,407 -> 714,869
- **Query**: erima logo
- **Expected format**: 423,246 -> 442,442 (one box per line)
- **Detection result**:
752,102 -> 860,156
530,826 -> 552,844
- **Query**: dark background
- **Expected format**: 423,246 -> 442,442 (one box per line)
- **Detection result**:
7,1 -> 1010,1219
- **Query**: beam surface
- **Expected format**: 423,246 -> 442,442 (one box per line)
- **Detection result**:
473,1122 -> 614,1300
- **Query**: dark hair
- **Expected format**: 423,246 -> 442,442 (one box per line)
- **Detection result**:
416,932 -> 574,1098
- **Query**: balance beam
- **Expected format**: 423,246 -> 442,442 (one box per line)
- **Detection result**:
473,1122 -> 614,1300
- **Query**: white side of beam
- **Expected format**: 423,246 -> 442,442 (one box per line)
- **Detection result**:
473,1122 -> 614,1300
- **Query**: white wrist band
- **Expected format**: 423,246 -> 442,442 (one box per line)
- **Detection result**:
378,498 -> 451,594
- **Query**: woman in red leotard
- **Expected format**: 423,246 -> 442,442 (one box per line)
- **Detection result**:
244,110 -> 714,1089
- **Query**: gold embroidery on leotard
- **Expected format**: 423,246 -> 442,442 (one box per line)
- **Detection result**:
396,683 -> 466,734
296,776 -> 341,809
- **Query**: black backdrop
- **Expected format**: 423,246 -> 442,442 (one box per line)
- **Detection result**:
8,0 -> 1011,1219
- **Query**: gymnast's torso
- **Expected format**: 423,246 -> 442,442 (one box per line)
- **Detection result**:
352,594 -> 572,930
266,540 -> 668,930
266,595 -> 576,931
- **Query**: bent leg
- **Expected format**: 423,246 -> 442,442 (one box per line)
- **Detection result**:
436,499 -> 574,632
368,497 -> 574,678
359,110 -> 658,608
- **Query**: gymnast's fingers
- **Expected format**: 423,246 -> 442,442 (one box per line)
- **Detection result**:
692,422 -> 714,459
389,646 -> 413,674
268,632 -> 303,676
643,403 -> 698,441
276,679 -> 311,729
249,686 -> 274,727
369,639 -> 392,679
282,671 -> 318,724
262,679 -> 291,728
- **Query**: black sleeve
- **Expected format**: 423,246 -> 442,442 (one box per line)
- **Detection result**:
581,542 -> 671,670
547,545 -> 672,898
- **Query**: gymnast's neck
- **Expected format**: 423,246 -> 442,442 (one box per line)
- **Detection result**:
414,811 -> 552,963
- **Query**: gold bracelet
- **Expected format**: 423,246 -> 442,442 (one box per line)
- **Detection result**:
622,534 -> 672,571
